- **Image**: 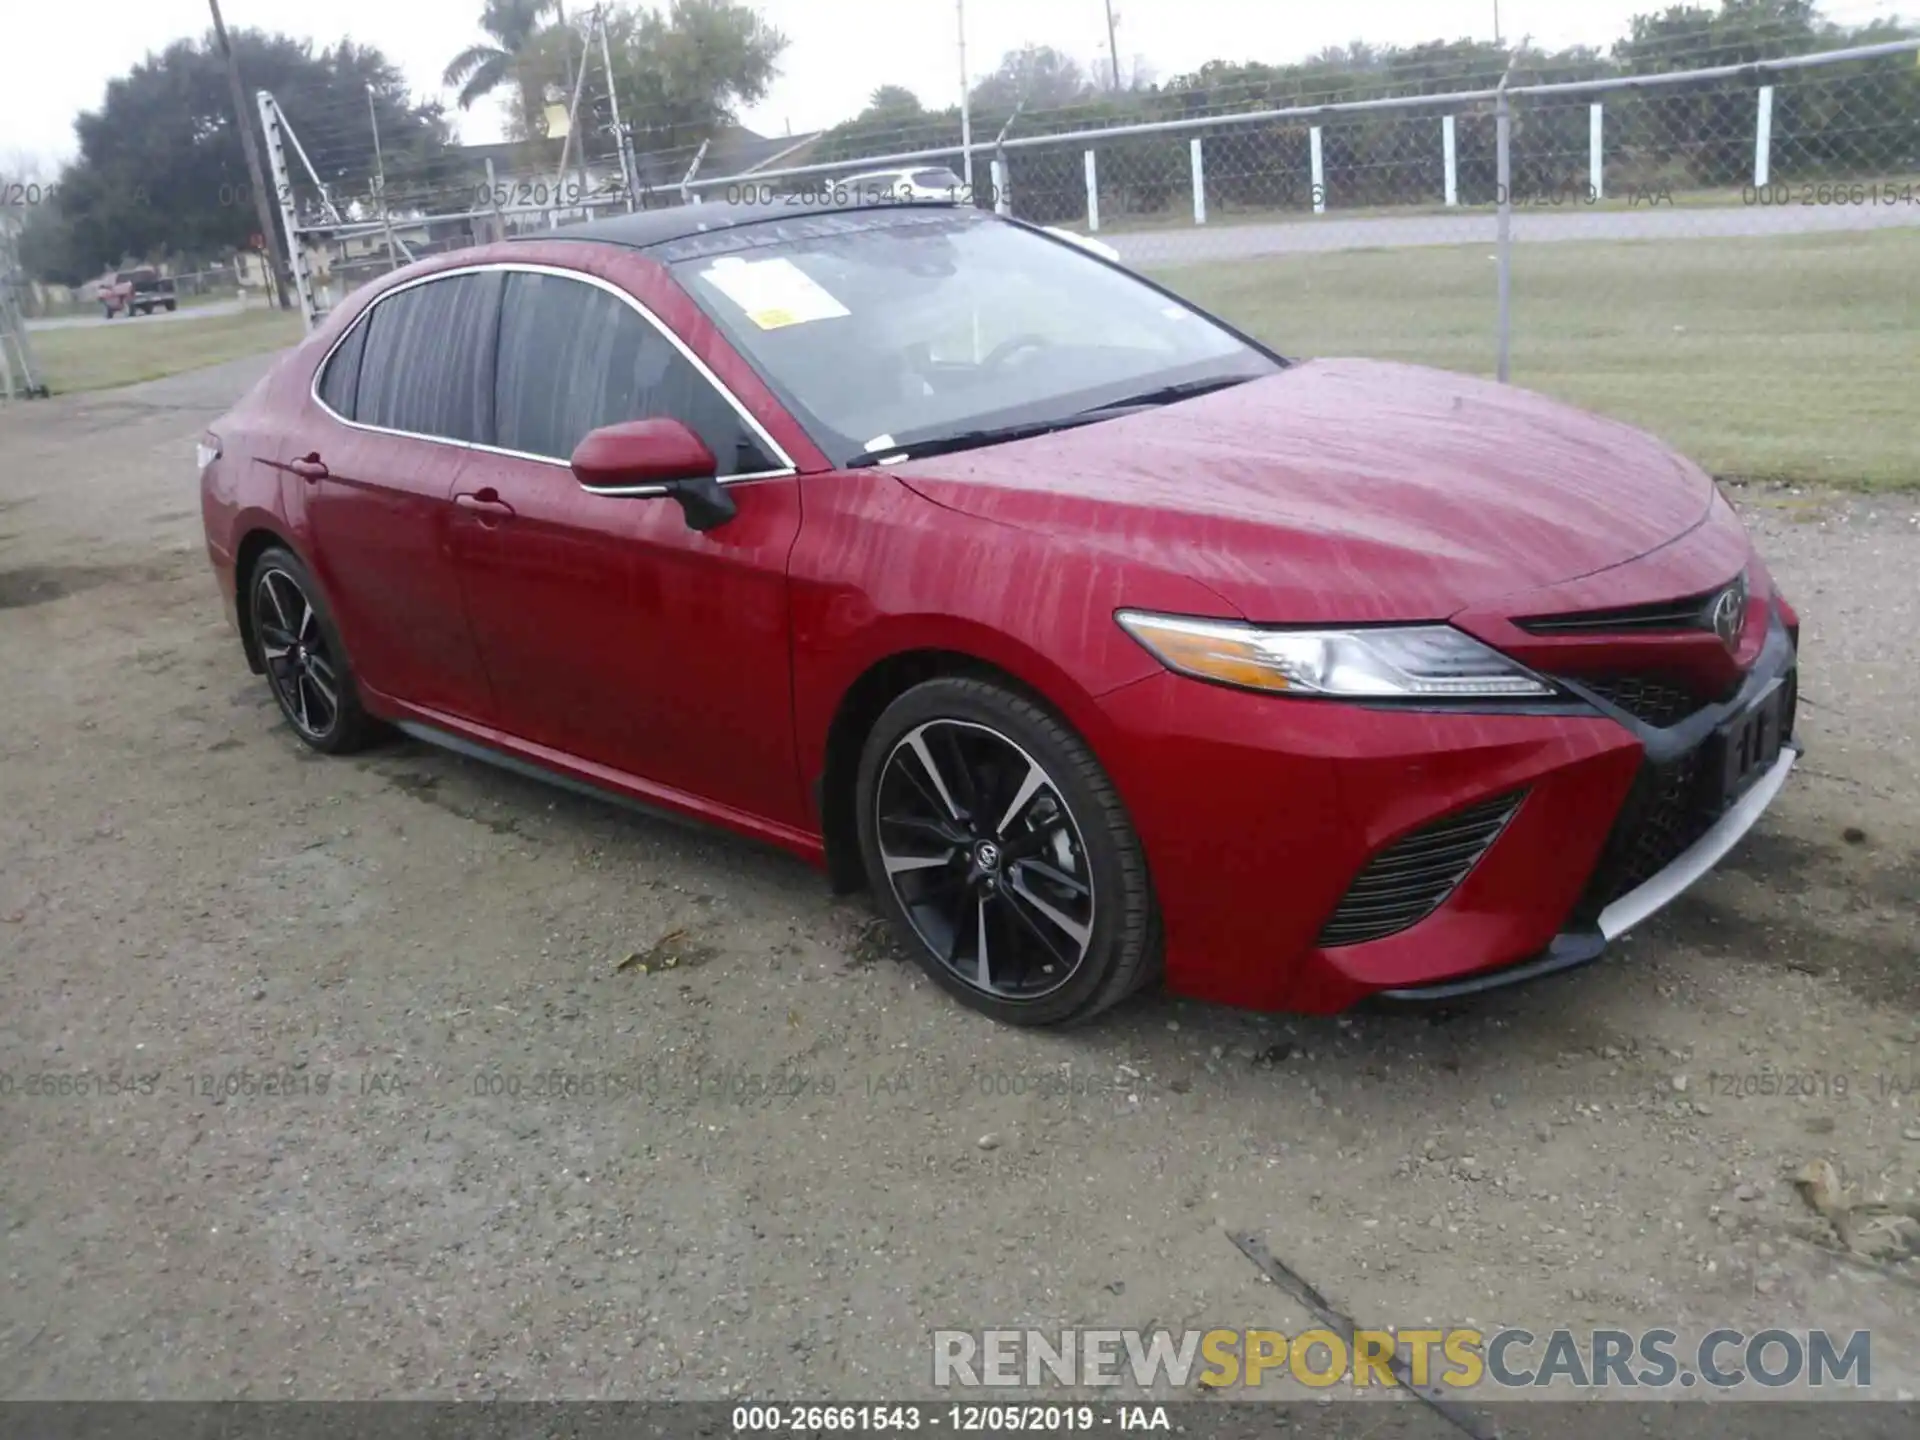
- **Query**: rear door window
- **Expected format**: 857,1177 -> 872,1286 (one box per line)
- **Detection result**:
492,270 -> 776,475
354,271 -> 503,443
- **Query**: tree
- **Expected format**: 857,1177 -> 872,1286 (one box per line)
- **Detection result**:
2,156 -> 81,286
1614,0 -> 1824,184
616,0 -> 789,152
1617,0 -> 1821,71
443,0 -> 559,132
970,45 -> 1091,114
865,85 -> 924,118
813,86 -> 956,165
50,30 -> 448,275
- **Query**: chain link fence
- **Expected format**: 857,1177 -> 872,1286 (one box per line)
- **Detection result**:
269,36 -> 1920,487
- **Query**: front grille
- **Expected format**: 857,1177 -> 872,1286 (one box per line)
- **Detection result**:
1318,793 -> 1523,948
1577,663 -> 1797,920
1580,674 -> 1703,728
1516,589 -> 1719,636
1574,756 -> 1719,918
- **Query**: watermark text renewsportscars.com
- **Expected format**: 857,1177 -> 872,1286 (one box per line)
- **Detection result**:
932,1327 -> 1873,1392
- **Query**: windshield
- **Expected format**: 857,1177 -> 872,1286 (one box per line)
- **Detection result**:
669,210 -> 1278,467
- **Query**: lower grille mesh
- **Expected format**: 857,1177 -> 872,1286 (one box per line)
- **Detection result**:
1581,675 -> 1702,729
1576,756 -> 1716,916
1578,668 -> 1799,918
1318,793 -> 1524,948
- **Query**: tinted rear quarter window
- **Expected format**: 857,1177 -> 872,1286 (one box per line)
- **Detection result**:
493,271 -> 774,474
315,317 -> 369,419
354,271 -> 502,442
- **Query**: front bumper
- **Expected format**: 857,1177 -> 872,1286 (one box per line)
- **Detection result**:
1374,741 -> 1797,1001
1094,606 -> 1800,1013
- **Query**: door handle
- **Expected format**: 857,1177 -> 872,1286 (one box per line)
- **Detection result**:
288,453 -> 328,482
455,490 -> 516,521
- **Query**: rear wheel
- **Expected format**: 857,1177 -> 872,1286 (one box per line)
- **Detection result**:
248,547 -> 378,754
854,677 -> 1159,1026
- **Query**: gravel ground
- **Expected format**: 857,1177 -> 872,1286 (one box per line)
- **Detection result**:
1,357 -> 1917,1405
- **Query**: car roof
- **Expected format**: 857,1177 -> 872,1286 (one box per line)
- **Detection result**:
519,195 -> 963,253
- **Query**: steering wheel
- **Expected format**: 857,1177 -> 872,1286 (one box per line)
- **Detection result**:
980,333 -> 1053,371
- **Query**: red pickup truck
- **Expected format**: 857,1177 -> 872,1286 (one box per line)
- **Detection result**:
99,268 -> 179,318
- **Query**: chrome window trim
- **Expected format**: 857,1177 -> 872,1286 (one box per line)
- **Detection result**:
305,260 -> 798,485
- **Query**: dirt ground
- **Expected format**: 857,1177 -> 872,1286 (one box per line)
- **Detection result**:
1,356 -> 1917,1407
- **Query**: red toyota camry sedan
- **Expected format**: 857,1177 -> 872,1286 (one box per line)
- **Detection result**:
200,198 -> 1799,1025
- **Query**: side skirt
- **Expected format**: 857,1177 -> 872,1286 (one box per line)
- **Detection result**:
381,709 -> 826,869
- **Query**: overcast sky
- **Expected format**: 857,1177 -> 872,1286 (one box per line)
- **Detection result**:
3,0 -> 1907,170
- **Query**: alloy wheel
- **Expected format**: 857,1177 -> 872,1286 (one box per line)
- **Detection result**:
253,567 -> 340,741
873,719 -> 1096,1000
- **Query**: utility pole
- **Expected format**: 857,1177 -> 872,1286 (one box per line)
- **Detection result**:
0,225 -> 50,399
1104,1 -> 1121,89
554,0 -> 593,203
367,83 -> 403,269
957,0 -> 974,192
595,6 -> 633,209
1494,1 -> 1503,46
209,0 -> 292,308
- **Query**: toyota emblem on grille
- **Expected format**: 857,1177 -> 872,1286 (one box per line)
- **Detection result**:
1710,574 -> 1747,650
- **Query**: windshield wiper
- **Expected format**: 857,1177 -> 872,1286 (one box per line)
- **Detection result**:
846,415 -> 1105,468
1071,373 -> 1261,419
845,375 -> 1263,469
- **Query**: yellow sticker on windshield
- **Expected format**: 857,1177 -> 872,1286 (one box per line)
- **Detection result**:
701,257 -> 850,330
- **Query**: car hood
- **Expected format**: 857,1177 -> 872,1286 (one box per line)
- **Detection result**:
891,358 -> 1715,622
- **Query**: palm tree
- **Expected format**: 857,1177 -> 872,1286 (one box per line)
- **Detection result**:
443,0 -> 558,112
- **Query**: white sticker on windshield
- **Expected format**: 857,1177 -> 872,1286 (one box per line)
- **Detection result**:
701,256 -> 850,330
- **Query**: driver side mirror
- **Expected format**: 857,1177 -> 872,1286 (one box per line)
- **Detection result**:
570,418 -> 737,532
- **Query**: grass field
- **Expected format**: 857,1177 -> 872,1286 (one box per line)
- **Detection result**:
33,309 -> 302,395
1153,226 -> 1920,489
1080,174 -> 1920,235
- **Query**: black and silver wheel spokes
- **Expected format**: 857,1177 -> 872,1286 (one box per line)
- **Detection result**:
875,720 -> 1095,1000
255,568 -> 338,739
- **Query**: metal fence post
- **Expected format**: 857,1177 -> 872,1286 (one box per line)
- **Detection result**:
485,158 -> 506,242
991,154 -> 1012,216
1754,85 -> 1775,186
1442,116 -> 1458,207
1190,137 -> 1207,224
1494,84 -> 1513,384
1589,102 -> 1605,200
1309,126 -> 1326,214
1084,149 -> 1100,232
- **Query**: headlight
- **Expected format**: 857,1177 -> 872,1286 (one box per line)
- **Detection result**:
195,437 -> 221,473
1115,612 -> 1554,699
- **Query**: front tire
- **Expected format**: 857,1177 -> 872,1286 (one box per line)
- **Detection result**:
247,546 -> 378,754
854,677 -> 1159,1026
